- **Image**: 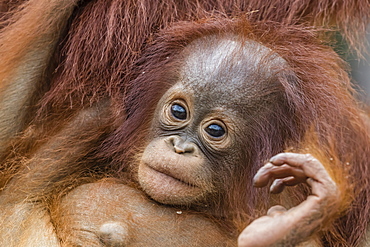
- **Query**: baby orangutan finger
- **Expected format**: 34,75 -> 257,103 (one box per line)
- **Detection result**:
269,176 -> 305,194
269,179 -> 285,194
253,163 -> 306,188
270,153 -> 338,200
269,153 -> 330,182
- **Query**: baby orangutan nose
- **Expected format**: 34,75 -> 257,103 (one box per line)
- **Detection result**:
166,136 -> 197,154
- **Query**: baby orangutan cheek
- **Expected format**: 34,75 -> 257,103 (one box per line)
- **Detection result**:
137,137 -> 213,205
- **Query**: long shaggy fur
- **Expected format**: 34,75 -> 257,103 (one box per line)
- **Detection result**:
36,0 -> 370,115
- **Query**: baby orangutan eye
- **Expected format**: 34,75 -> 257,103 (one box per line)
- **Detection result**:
205,123 -> 225,138
171,104 -> 187,120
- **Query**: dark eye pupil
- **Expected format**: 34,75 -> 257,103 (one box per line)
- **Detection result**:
205,124 -> 225,138
171,104 -> 187,120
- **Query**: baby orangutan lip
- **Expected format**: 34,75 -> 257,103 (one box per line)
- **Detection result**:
143,162 -> 198,188
138,161 -> 204,205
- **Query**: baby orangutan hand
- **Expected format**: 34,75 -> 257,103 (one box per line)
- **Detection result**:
238,153 -> 340,247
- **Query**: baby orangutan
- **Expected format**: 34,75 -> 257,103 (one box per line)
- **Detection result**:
52,32 -> 343,246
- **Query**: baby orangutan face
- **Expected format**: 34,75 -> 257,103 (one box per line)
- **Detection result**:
138,35 -> 286,206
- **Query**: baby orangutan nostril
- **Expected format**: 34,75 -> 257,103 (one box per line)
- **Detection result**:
168,136 -> 195,154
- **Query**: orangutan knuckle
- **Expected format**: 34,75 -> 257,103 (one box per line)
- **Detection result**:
304,154 -> 318,164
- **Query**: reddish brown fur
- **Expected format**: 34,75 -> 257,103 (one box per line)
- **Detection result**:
37,0 -> 370,115
106,19 -> 370,245
0,0 -> 369,246
0,0 -> 368,147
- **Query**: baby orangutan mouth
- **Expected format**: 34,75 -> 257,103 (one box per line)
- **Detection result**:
138,161 -> 204,205
141,162 -> 199,188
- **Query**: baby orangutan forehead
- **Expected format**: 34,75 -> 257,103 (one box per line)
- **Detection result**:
179,35 -> 287,103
